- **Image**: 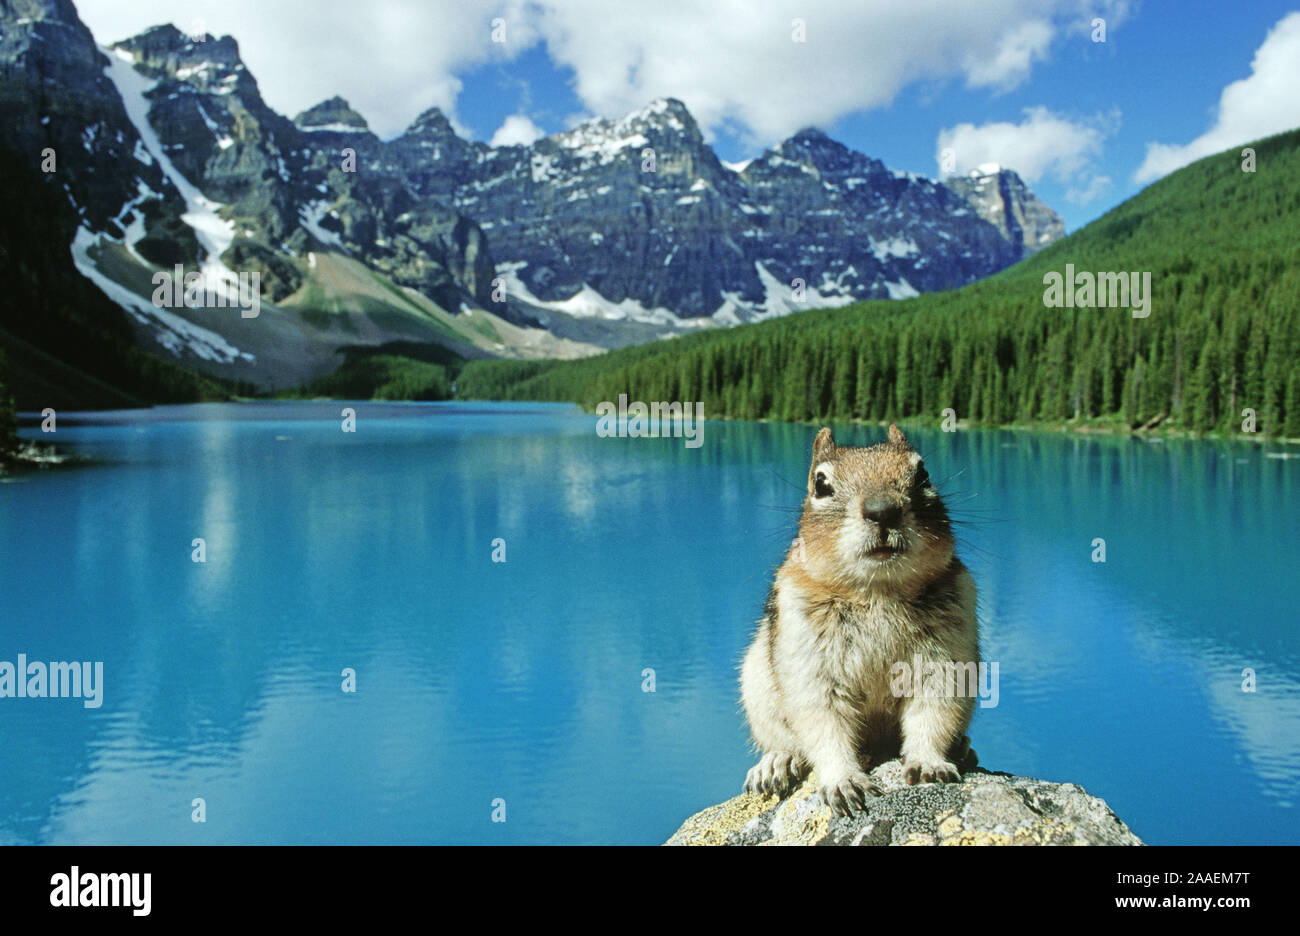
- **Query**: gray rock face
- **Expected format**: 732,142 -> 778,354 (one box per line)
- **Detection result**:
396,101 -> 1058,320
107,25 -> 495,311
944,166 -> 1065,258
666,761 -> 1142,846
0,0 -> 180,234
294,95 -> 370,132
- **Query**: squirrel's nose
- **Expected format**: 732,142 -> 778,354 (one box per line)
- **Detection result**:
862,499 -> 903,529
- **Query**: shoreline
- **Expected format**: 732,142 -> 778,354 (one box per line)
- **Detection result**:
455,400 -> 1300,445
12,398 -> 1300,446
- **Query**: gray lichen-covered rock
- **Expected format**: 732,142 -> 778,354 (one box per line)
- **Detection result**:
666,762 -> 1142,846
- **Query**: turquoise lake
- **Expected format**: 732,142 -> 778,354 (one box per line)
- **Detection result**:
0,401 -> 1296,845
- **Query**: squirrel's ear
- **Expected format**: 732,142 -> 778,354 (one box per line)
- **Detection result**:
812,427 -> 836,461
888,424 -> 910,447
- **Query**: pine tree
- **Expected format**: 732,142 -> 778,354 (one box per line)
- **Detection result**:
1122,367 -> 1137,428
1285,367 -> 1300,439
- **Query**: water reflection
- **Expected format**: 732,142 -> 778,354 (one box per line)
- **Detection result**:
0,404 -> 1295,844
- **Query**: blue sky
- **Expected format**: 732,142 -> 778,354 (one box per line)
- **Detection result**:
80,1 -> 1300,233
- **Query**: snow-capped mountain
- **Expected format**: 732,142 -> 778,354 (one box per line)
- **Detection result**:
371,97 -> 1061,330
1,4 -> 583,390
0,0 -> 1064,391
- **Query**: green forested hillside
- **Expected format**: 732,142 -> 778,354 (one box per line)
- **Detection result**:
457,129 -> 1300,437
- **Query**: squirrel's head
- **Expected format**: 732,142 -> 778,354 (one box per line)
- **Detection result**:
796,424 -> 954,590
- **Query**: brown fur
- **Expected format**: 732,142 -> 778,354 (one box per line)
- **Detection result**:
740,425 -> 980,815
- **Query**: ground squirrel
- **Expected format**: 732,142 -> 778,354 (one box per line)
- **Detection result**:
740,424 -> 979,815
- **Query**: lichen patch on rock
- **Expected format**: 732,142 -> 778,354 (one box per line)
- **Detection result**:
665,762 -> 1142,846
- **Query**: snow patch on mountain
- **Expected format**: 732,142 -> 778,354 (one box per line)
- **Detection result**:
300,123 -> 369,133
884,277 -> 920,299
103,47 -> 239,296
557,125 -> 650,164
112,178 -> 157,262
497,262 -> 701,328
869,235 -> 920,262
299,200 -> 344,249
71,228 -> 254,364
552,101 -> 689,165
754,262 -> 857,319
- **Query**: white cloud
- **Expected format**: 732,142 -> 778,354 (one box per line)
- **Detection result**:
1065,174 -> 1112,205
1133,11 -> 1300,183
489,113 -> 545,147
936,106 -> 1117,201
529,0 -> 1125,145
962,20 -> 1054,92
76,0 -> 1126,147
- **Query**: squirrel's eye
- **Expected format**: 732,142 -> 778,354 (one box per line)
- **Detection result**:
814,472 -> 833,498
913,466 -> 930,489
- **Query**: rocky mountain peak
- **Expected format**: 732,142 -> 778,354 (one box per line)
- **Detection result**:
115,23 -> 240,64
1,0 -> 102,60
757,125 -> 886,183
2,0 -> 79,25
944,166 -> 1065,257
555,96 -> 706,158
777,126 -> 850,164
0,0 -> 174,233
111,25 -> 249,95
788,125 -> 830,143
633,97 -> 697,130
295,96 -> 370,132
402,106 -> 460,140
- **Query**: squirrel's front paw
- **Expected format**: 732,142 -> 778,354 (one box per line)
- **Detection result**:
903,758 -> 961,785
818,771 -> 880,816
744,751 -> 805,797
